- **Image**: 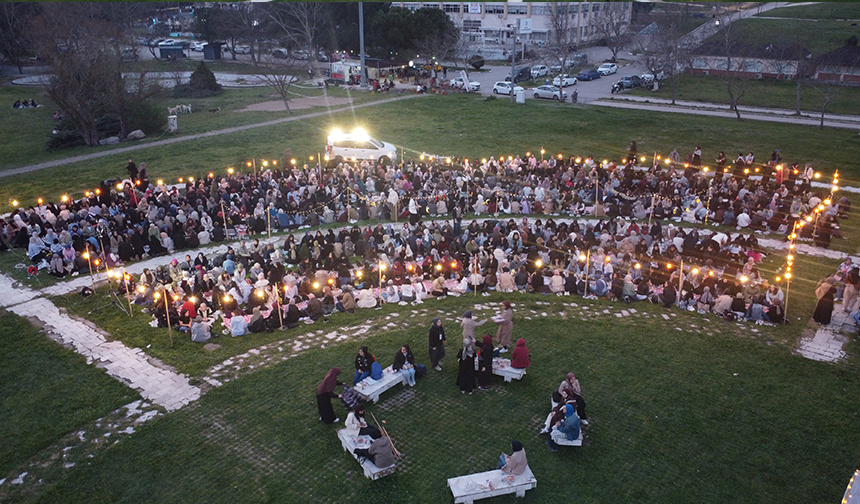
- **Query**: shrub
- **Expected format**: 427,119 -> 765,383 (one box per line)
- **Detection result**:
127,100 -> 166,135
467,55 -> 485,70
189,61 -> 221,93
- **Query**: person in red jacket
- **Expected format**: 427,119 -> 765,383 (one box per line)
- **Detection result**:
510,338 -> 530,369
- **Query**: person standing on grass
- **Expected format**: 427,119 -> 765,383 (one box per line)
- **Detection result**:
429,317 -> 447,371
317,367 -> 344,424
494,300 -> 514,353
476,334 -> 494,390
460,310 -> 486,349
456,337 -> 476,394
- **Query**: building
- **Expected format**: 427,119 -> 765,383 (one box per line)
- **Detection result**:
815,36 -> 860,83
689,40 -> 811,80
393,2 -> 632,56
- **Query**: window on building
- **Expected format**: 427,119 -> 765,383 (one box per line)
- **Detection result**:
531,6 -> 552,16
592,4 -> 600,13
692,58 -> 708,70
443,3 -> 460,13
402,3 -> 420,11
581,4 -> 590,13
485,4 -> 505,14
463,19 -> 482,31
508,4 -> 528,15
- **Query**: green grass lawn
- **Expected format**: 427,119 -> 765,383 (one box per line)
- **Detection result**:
0,83 -> 385,173
757,2 -> 860,20
628,72 -> 860,117
3,93 -> 860,208
0,311 -> 138,477
705,18 -> 860,57
29,302 -> 860,503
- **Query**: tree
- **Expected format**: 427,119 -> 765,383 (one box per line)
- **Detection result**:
411,8 -> 459,78
809,36 -> 860,128
30,3 -> 160,145
254,55 -> 301,114
0,3 -> 39,75
592,2 -> 631,62
634,5 -> 691,104
718,18 -> 756,120
264,2 -> 326,75
539,2 -> 578,76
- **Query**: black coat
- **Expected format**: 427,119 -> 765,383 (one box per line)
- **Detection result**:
392,349 -> 415,371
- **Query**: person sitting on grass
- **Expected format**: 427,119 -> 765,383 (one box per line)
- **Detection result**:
190,316 -> 212,343
510,338 -> 530,369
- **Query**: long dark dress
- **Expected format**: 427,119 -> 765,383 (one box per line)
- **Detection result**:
813,286 -> 836,325
456,348 -> 475,393
316,392 -> 340,423
477,343 -> 494,388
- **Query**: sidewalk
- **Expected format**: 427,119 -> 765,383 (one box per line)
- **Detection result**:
595,95 -> 860,130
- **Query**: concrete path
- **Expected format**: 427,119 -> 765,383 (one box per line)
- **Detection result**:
8,297 -> 200,411
797,309 -> 855,362
0,94 -> 420,180
593,97 -> 860,130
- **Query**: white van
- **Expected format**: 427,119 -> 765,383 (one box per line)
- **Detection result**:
325,129 -> 397,165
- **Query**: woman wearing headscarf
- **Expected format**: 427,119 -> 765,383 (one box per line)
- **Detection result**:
477,334 -> 494,390
510,338 -> 530,369
456,337 -> 476,394
316,367 -> 344,424
557,372 -> 588,424
498,440 -> 528,475
547,404 -> 581,451
429,317 -> 446,371
494,301 -> 514,353
813,277 -> 837,325
460,310 -> 487,347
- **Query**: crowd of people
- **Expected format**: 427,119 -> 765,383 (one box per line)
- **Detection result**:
1,146 -> 849,337
11,98 -> 40,109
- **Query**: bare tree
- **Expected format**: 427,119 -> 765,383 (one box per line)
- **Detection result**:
717,17 -> 756,120
264,2 -> 325,75
634,7 -> 689,103
255,55 -> 302,114
539,2 -> 577,76
809,41 -> 860,128
0,3 -> 39,75
592,2 -> 631,62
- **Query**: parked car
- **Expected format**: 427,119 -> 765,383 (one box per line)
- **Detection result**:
531,65 -> 549,78
189,42 -> 205,52
233,45 -> 251,55
576,68 -> 601,81
552,74 -> 577,87
640,71 -> 665,84
597,63 -> 618,75
532,85 -> 567,101
272,48 -> 289,59
619,75 -> 642,89
550,53 -> 588,73
492,81 -> 524,96
317,53 -> 330,62
157,39 -> 180,47
504,66 -> 532,84
325,129 -> 397,165
449,77 -> 481,91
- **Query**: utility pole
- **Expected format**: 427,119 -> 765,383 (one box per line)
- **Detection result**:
359,2 -> 367,88
510,23 -> 517,103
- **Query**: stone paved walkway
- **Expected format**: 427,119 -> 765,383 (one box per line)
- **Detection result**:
8,297 -> 200,411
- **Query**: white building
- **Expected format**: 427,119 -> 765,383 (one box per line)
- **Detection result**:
393,2 -> 632,50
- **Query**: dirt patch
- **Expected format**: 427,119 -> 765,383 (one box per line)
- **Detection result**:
237,96 -> 353,112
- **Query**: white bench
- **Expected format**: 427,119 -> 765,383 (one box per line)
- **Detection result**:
353,365 -> 406,402
336,428 -> 397,480
492,358 -> 526,382
550,426 -> 583,447
447,466 -> 537,504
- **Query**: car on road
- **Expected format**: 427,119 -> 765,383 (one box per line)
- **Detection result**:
157,39 -> 180,47
576,68 -> 601,81
272,48 -> 289,59
597,63 -> 618,76
189,42 -> 205,52
233,45 -> 251,55
531,65 -> 549,78
550,53 -> 588,73
449,77 -> 481,91
640,71 -> 665,84
492,81 -> 524,96
504,66 -> 532,84
532,85 -> 567,101
619,75 -> 642,89
552,74 -> 577,87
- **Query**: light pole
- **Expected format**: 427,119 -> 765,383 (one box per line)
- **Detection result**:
358,2 -> 367,88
